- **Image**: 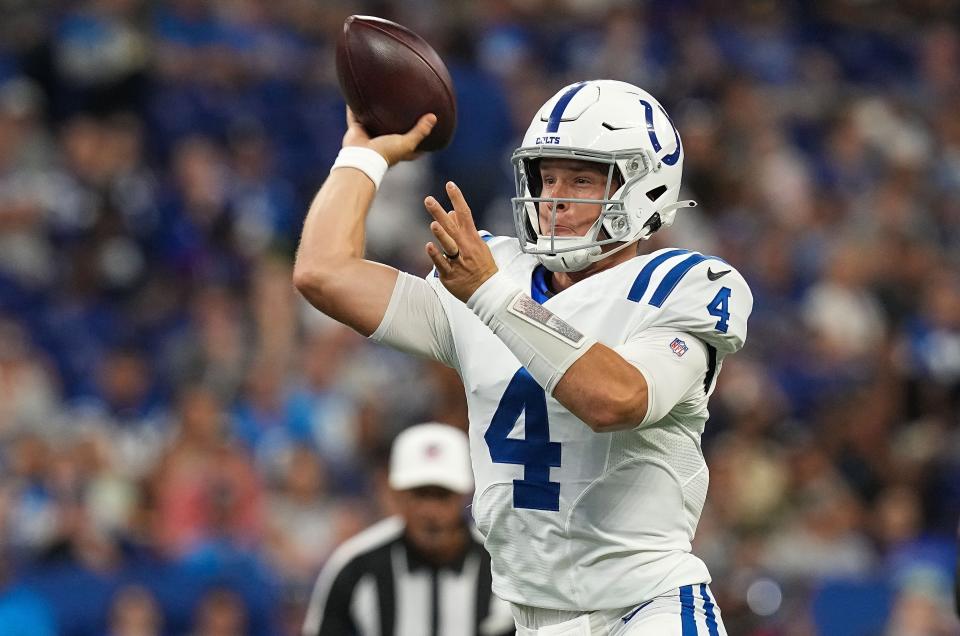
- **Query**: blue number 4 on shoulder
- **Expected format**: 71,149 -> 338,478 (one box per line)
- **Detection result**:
669,337 -> 688,357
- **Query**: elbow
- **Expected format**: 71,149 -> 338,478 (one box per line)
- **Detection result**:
291,264 -> 318,295
292,261 -> 336,311
582,386 -> 648,433
292,265 -> 320,297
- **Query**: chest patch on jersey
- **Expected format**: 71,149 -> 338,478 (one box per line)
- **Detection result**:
508,294 -> 586,347
670,337 -> 689,357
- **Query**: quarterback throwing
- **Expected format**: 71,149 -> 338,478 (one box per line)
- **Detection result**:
295,80 -> 752,636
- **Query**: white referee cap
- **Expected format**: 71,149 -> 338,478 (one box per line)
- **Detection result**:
389,423 -> 474,494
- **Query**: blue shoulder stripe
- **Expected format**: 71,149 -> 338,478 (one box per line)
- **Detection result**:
531,265 -> 551,303
648,253 -> 726,307
627,249 -> 690,302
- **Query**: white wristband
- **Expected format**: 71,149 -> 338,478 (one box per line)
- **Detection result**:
466,271 -> 522,324
331,146 -> 389,189
467,271 -> 596,393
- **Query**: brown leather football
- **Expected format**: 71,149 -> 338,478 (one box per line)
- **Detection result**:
336,15 -> 457,152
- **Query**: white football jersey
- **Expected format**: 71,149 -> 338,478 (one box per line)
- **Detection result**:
376,235 -> 752,611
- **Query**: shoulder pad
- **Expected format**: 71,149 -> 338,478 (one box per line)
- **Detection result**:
479,232 -> 521,259
628,249 -> 753,354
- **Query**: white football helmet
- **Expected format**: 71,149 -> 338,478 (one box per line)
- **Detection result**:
512,79 -> 695,272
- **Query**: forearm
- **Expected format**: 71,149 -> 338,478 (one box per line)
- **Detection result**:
552,344 -> 648,432
467,272 -> 648,432
294,168 -> 375,273
293,167 -> 399,336
293,111 -> 437,335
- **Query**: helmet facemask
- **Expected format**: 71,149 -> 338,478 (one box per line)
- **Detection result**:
511,146 -> 670,273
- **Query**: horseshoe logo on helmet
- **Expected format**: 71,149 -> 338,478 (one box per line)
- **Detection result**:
639,99 -> 682,167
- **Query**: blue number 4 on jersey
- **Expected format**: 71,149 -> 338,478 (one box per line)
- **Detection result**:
485,368 -> 561,511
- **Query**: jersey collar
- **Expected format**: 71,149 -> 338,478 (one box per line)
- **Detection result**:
531,265 -> 553,303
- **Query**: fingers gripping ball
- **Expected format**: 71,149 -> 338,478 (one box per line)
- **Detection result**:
336,15 -> 457,152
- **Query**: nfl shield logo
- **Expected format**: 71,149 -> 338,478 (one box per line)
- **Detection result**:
670,338 -> 688,357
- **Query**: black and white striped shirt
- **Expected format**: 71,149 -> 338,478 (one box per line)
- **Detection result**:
303,517 -> 515,636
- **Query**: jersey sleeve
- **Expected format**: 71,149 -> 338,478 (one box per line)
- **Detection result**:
370,232 -> 518,371
615,327 -> 710,427
634,257 -> 753,356
369,271 -> 460,370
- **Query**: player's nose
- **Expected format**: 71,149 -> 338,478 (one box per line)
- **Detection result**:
540,199 -> 568,226
550,196 -> 569,213
543,190 -> 568,212
550,182 -> 573,211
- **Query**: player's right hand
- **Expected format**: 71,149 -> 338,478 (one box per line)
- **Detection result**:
343,107 -> 436,167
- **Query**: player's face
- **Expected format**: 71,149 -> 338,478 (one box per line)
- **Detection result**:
538,159 -> 612,237
396,485 -> 468,565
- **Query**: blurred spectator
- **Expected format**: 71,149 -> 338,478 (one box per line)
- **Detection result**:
191,587 -> 248,636
226,122 -> 298,257
50,0 -> 148,117
0,318 -> 59,435
89,347 -> 163,425
163,284 -> 252,402
0,552 -> 57,636
108,585 -> 162,636
158,136 -> 244,283
885,564 -> 958,636
0,77 -> 59,291
263,446 -> 365,589
801,239 -> 886,365
4,432 -> 59,553
283,325 -> 361,470
152,386 -> 263,557
761,477 -> 876,581
231,355 -> 298,467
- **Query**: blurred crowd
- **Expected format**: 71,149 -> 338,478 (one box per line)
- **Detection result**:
0,0 -> 958,634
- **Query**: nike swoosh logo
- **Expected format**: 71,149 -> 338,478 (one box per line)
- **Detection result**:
707,267 -> 731,281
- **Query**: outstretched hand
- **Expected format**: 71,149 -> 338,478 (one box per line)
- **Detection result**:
424,182 -> 499,303
342,107 -> 436,166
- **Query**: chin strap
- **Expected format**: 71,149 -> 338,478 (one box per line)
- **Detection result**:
639,199 -> 697,240
533,236 -> 601,273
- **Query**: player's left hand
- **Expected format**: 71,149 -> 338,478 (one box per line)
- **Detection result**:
424,182 -> 498,303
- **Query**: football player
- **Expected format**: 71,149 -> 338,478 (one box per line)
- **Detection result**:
294,80 -> 752,635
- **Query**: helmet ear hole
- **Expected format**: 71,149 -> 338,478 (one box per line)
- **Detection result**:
646,185 -> 668,201
643,213 -> 663,233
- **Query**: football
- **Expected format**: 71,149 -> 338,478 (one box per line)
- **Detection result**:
336,15 -> 457,152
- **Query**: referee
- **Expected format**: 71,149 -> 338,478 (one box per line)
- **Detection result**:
302,423 -> 514,636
